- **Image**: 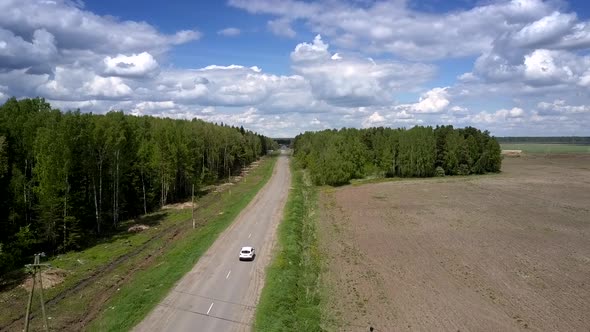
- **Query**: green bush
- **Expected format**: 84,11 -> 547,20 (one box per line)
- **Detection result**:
457,164 -> 470,175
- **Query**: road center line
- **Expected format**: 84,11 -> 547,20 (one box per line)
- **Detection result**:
207,302 -> 214,315
248,233 -> 251,239
226,270 -> 231,279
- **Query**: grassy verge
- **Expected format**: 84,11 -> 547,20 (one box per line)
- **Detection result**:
254,165 -> 322,331
501,143 -> 590,154
0,209 -> 190,330
87,156 -> 277,331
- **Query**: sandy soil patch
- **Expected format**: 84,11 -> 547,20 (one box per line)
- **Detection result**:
128,224 -> 150,233
21,268 -> 68,291
319,154 -> 590,331
502,149 -> 522,157
162,202 -> 193,210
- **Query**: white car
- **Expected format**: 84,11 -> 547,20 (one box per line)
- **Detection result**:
239,246 -> 256,261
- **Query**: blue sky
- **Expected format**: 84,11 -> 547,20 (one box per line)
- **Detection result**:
86,0 -> 304,74
0,0 -> 589,136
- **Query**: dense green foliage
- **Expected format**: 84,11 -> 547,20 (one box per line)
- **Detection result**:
273,137 -> 294,147
0,97 -> 277,274
294,126 -> 502,185
255,168 -> 321,332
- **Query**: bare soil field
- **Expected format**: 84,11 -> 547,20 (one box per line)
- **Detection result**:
319,154 -> 590,331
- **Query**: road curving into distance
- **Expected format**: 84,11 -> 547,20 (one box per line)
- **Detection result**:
133,153 -> 291,332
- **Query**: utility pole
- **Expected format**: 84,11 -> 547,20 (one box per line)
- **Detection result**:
24,253 -> 50,332
192,184 -> 195,229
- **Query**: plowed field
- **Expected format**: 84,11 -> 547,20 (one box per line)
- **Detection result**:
319,154 -> 590,331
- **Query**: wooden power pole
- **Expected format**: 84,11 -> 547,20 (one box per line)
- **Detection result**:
24,253 -> 50,332
192,184 -> 195,229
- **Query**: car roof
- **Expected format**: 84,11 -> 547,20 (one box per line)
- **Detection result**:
241,246 -> 254,250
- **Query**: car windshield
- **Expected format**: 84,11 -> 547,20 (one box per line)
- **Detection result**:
241,250 -> 250,254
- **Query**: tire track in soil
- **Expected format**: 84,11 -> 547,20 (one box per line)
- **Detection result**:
0,222 -> 186,331
71,226 -> 186,330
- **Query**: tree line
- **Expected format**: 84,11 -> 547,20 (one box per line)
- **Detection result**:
293,126 -> 502,186
0,97 -> 277,274
496,136 -> 590,144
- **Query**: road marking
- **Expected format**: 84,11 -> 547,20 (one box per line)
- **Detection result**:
248,233 -> 251,239
207,302 -> 214,315
226,270 -> 231,279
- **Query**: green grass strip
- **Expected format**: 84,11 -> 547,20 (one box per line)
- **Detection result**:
254,166 -> 322,331
87,157 -> 277,331
501,143 -> 590,154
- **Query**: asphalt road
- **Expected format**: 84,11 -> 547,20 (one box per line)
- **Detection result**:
133,154 -> 291,332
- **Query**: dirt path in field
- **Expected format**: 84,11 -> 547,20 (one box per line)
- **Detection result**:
319,154 -> 590,331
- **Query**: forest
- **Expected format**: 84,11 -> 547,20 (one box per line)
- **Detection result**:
0,98 -> 277,274
293,126 -> 502,186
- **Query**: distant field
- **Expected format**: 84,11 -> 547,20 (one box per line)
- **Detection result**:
501,143 -> 590,154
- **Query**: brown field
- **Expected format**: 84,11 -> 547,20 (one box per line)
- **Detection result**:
319,154 -> 590,331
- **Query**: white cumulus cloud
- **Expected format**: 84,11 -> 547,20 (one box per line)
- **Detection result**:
83,76 -> 132,98
268,18 -> 296,38
104,52 -> 159,78
218,27 -> 241,37
523,49 -> 574,85
290,35 -> 330,63
411,87 -> 450,114
537,100 -> 590,115
393,87 -> 450,114
290,35 -> 434,107
362,111 -> 385,128
472,107 -> 526,124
